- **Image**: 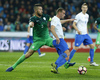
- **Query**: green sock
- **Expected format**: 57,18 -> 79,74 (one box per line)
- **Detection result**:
94,46 -> 97,53
12,55 -> 26,69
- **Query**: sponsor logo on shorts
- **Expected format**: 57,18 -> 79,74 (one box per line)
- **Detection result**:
76,43 -> 79,45
32,46 -> 34,48
97,41 -> 100,44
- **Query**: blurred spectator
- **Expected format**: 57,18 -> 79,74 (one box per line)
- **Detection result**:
15,18 -> 21,26
0,11 -> 6,18
92,7 -> 98,19
10,23 -> 15,32
21,23 -> 28,31
0,2 -> 4,12
15,24 -> 21,31
4,1 -> 9,8
97,1 -> 100,8
20,14 -> 29,23
4,18 -> 8,25
9,15 -> 15,23
68,3 -> 76,12
4,22 -> 11,31
0,18 -> 4,31
0,0 -> 99,33
19,5 -> 26,13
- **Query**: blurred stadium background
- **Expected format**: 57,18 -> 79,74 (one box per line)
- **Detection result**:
0,0 -> 100,52
0,1 -> 100,80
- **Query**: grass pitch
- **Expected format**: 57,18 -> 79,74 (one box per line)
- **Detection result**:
0,52 -> 100,80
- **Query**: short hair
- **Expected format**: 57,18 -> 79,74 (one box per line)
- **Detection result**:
34,4 -> 42,10
56,8 -> 65,14
82,3 -> 88,7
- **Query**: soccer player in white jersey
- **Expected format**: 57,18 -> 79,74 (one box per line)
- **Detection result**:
50,8 -> 76,73
24,25 -> 45,57
68,3 -> 99,66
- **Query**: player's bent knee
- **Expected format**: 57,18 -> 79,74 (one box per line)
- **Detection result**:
26,43 -> 30,47
25,49 -> 35,58
65,56 -> 69,61
89,44 -> 94,49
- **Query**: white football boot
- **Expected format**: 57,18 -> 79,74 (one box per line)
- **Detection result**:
39,53 -> 46,57
90,62 -> 99,66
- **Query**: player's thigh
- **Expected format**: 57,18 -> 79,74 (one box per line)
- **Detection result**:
83,34 -> 93,45
60,39 -> 69,52
45,37 -> 53,47
55,39 -> 69,53
30,41 -> 45,51
74,34 -> 84,47
95,33 -> 100,45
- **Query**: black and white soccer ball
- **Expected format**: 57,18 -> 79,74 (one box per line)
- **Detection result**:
78,66 -> 87,74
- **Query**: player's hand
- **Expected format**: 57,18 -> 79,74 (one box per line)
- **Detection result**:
78,31 -> 81,35
29,22 -> 34,28
62,27 -> 66,31
56,38 -> 60,44
27,35 -> 30,38
68,19 -> 76,22
98,29 -> 100,32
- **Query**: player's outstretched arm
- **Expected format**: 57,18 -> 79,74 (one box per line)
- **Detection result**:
60,19 -> 75,24
94,23 -> 100,32
73,22 -> 81,34
51,25 -> 60,44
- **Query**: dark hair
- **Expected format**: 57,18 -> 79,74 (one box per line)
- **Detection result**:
56,8 -> 65,14
82,3 -> 88,7
34,4 -> 42,10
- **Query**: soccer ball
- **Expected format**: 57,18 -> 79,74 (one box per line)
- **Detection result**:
78,66 -> 87,74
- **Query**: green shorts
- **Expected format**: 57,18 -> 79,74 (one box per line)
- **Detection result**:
95,32 -> 100,44
30,37 -> 53,51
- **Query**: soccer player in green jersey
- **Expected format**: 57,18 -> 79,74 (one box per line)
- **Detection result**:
94,18 -> 100,52
6,4 -> 53,72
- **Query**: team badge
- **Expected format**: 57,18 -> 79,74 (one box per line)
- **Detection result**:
43,17 -> 46,20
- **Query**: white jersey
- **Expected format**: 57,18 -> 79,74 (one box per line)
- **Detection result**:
74,12 -> 89,35
51,16 -> 64,39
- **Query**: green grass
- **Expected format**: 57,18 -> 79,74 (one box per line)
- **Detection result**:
0,52 -> 100,80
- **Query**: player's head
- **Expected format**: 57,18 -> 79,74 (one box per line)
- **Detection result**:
56,8 -> 65,19
81,3 -> 88,13
34,4 -> 43,17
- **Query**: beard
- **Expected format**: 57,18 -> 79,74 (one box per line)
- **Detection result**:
37,12 -> 43,17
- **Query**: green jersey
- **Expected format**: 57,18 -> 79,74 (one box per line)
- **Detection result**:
95,18 -> 100,44
29,14 -> 51,42
95,17 -> 100,29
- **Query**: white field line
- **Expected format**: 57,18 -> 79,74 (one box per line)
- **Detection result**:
1,62 -> 100,65
0,62 -> 100,71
